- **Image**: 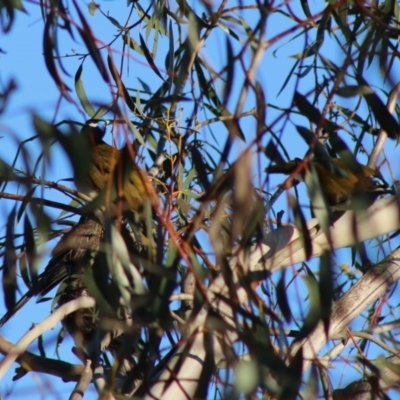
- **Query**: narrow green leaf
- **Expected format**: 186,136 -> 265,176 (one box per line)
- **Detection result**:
19,252 -> 30,290
303,165 -> 332,241
3,206 -> 17,311
107,54 -> 138,113
105,15 -> 123,29
191,146 -> 210,191
123,34 -> 144,55
254,81 -> 266,137
223,37 -> 234,106
139,33 -> 165,81
194,60 -> 245,141
166,19 -> 174,83
355,75 -> 400,140
75,63 -> 96,117
276,271 -> 292,322
319,251 -> 333,338
73,0 -> 108,81
293,92 -> 340,133
281,347 -> 303,398
295,275 -> 321,341
300,0 -> 312,18
289,195 -> 312,261
24,214 -> 38,285
43,13 -> 71,92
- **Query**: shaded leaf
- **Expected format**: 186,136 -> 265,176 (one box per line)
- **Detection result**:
24,214 -> 38,286
139,33 -> 165,81
319,250 -> 333,338
107,54 -> 138,113
3,206 -> 17,311
43,12 -> 71,92
264,140 -> 285,165
254,81 -> 266,137
341,77 -> 400,139
191,146 -> 210,191
223,37 -> 234,106
276,271 -> 292,322
294,92 -> 340,133
289,195 -> 312,261
195,60 -> 245,141
280,347 -> 303,399
73,0 -> 108,81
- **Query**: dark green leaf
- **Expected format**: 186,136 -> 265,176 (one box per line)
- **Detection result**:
19,253 -> 30,290
345,77 -> 400,140
73,0 -> 108,81
107,54 -> 138,113
43,13 -> 71,92
223,37 -> 234,106
139,33 -> 165,81
319,251 -> 333,338
293,92 -> 340,133
105,15 -> 122,29
254,81 -> 266,137
280,347 -> 303,399
289,195 -> 312,260
191,146 -> 210,192
24,214 -> 38,285
3,206 -> 17,311
277,271 -> 292,322
264,140 -> 285,165
300,0 -> 312,18
194,60 -> 245,141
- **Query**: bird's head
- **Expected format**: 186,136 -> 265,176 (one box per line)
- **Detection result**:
81,119 -> 110,145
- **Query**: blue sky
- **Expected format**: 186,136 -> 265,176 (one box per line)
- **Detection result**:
1,0 -> 399,398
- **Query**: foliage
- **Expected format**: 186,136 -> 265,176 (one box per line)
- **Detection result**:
0,0 -> 400,398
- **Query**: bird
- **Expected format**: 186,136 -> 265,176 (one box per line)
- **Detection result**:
0,215 -> 141,379
77,120 -> 152,217
0,215 -> 104,327
266,157 -> 390,210
78,120 -> 157,261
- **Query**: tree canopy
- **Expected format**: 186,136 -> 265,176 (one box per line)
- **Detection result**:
0,0 -> 400,399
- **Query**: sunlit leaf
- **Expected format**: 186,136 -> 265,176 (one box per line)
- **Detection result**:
88,1 -> 97,16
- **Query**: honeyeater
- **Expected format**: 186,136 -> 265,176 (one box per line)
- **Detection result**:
266,157 -> 390,209
0,215 -> 103,327
0,215 -> 139,373
77,119 -> 152,216
78,119 -> 156,260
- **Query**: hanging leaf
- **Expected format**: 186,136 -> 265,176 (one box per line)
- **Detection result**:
139,33 -> 165,82
3,206 -> 17,312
